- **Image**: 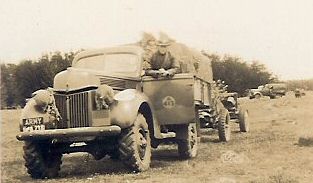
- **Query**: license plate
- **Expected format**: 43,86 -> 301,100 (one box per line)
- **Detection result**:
22,117 -> 45,132
23,125 -> 45,132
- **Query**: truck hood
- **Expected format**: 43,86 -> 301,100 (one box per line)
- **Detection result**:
53,68 -> 100,91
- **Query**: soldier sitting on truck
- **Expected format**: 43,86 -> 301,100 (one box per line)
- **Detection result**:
145,38 -> 180,78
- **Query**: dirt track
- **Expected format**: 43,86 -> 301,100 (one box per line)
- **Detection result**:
1,92 -> 313,183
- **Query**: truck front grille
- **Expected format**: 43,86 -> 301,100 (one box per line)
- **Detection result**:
54,92 -> 90,128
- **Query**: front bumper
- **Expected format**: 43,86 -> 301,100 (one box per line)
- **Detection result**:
16,126 -> 121,141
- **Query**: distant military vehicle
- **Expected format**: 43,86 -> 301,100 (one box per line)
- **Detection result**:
249,83 -> 287,99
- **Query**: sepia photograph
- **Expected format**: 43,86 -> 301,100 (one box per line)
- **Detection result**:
1,0 -> 313,182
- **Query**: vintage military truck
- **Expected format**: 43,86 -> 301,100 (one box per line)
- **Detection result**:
249,83 -> 287,99
17,45 -> 202,179
16,44 -> 249,179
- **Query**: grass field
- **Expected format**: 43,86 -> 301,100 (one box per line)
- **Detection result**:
1,92 -> 313,183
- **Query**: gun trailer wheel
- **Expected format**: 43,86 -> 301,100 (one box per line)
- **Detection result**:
218,109 -> 231,142
23,141 -> 62,179
239,108 -> 250,132
118,113 -> 151,172
177,123 -> 198,159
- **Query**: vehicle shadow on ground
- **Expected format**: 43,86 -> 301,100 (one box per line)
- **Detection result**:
14,148 -> 183,181
200,136 -> 220,143
199,129 -> 220,143
152,146 -> 181,160
199,128 -> 244,143
151,146 -> 184,168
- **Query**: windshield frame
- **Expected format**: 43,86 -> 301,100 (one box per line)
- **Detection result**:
73,52 -> 143,78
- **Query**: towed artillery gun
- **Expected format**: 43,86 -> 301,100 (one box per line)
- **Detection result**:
166,44 -> 249,141
215,81 -> 249,133
220,91 -> 250,133
198,81 -> 249,142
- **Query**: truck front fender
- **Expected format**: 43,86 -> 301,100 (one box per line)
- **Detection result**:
20,89 -> 60,132
20,99 -> 51,132
110,89 -> 151,129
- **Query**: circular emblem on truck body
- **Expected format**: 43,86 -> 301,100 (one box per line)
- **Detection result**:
162,96 -> 176,109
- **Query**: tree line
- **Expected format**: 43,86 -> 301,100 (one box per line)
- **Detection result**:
286,79 -> 313,91
1,52 -> 74,108
2,49 -> 307,109
203,52 -> 278,95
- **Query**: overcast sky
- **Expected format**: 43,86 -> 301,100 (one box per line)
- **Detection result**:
1,0 -> 312,80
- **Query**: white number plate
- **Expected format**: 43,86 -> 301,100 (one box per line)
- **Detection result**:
23,125 -> 45,132
22,117 -> 45,132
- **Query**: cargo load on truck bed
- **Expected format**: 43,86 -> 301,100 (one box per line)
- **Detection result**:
137,33 -> 213,82
168,43 -> 213,82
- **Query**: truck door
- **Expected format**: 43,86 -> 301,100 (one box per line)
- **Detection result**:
142,73 -> 195,125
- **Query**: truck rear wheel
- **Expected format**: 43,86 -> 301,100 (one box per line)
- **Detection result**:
239,108 -> 250,132
23,141 -> 62,179
254,93 -> 261,99
177,123 -> 198,159
218,109 -> 231,142
118,113 -> 151,172
270,95 -> 276,99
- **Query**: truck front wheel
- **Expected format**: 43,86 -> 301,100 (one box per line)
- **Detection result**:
118,113 -> 151,172
177,123 -> 198,159
23,141 -> 62,179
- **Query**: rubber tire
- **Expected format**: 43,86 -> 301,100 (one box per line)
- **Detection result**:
270,95 -> 276,99
118,113 -> 151,172
177,123 -> 198,159
254,93 -> 261,99
23,141 -> 62,179
239,108 -> 250,132
218,109 -> 231,142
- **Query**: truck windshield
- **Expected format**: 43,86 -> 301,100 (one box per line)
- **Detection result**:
74,53 -> 141,77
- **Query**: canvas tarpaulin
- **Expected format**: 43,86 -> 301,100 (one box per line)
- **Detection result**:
138,32 -> 213,82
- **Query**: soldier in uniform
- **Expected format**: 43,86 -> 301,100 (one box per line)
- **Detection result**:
145,38 -> 180,78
